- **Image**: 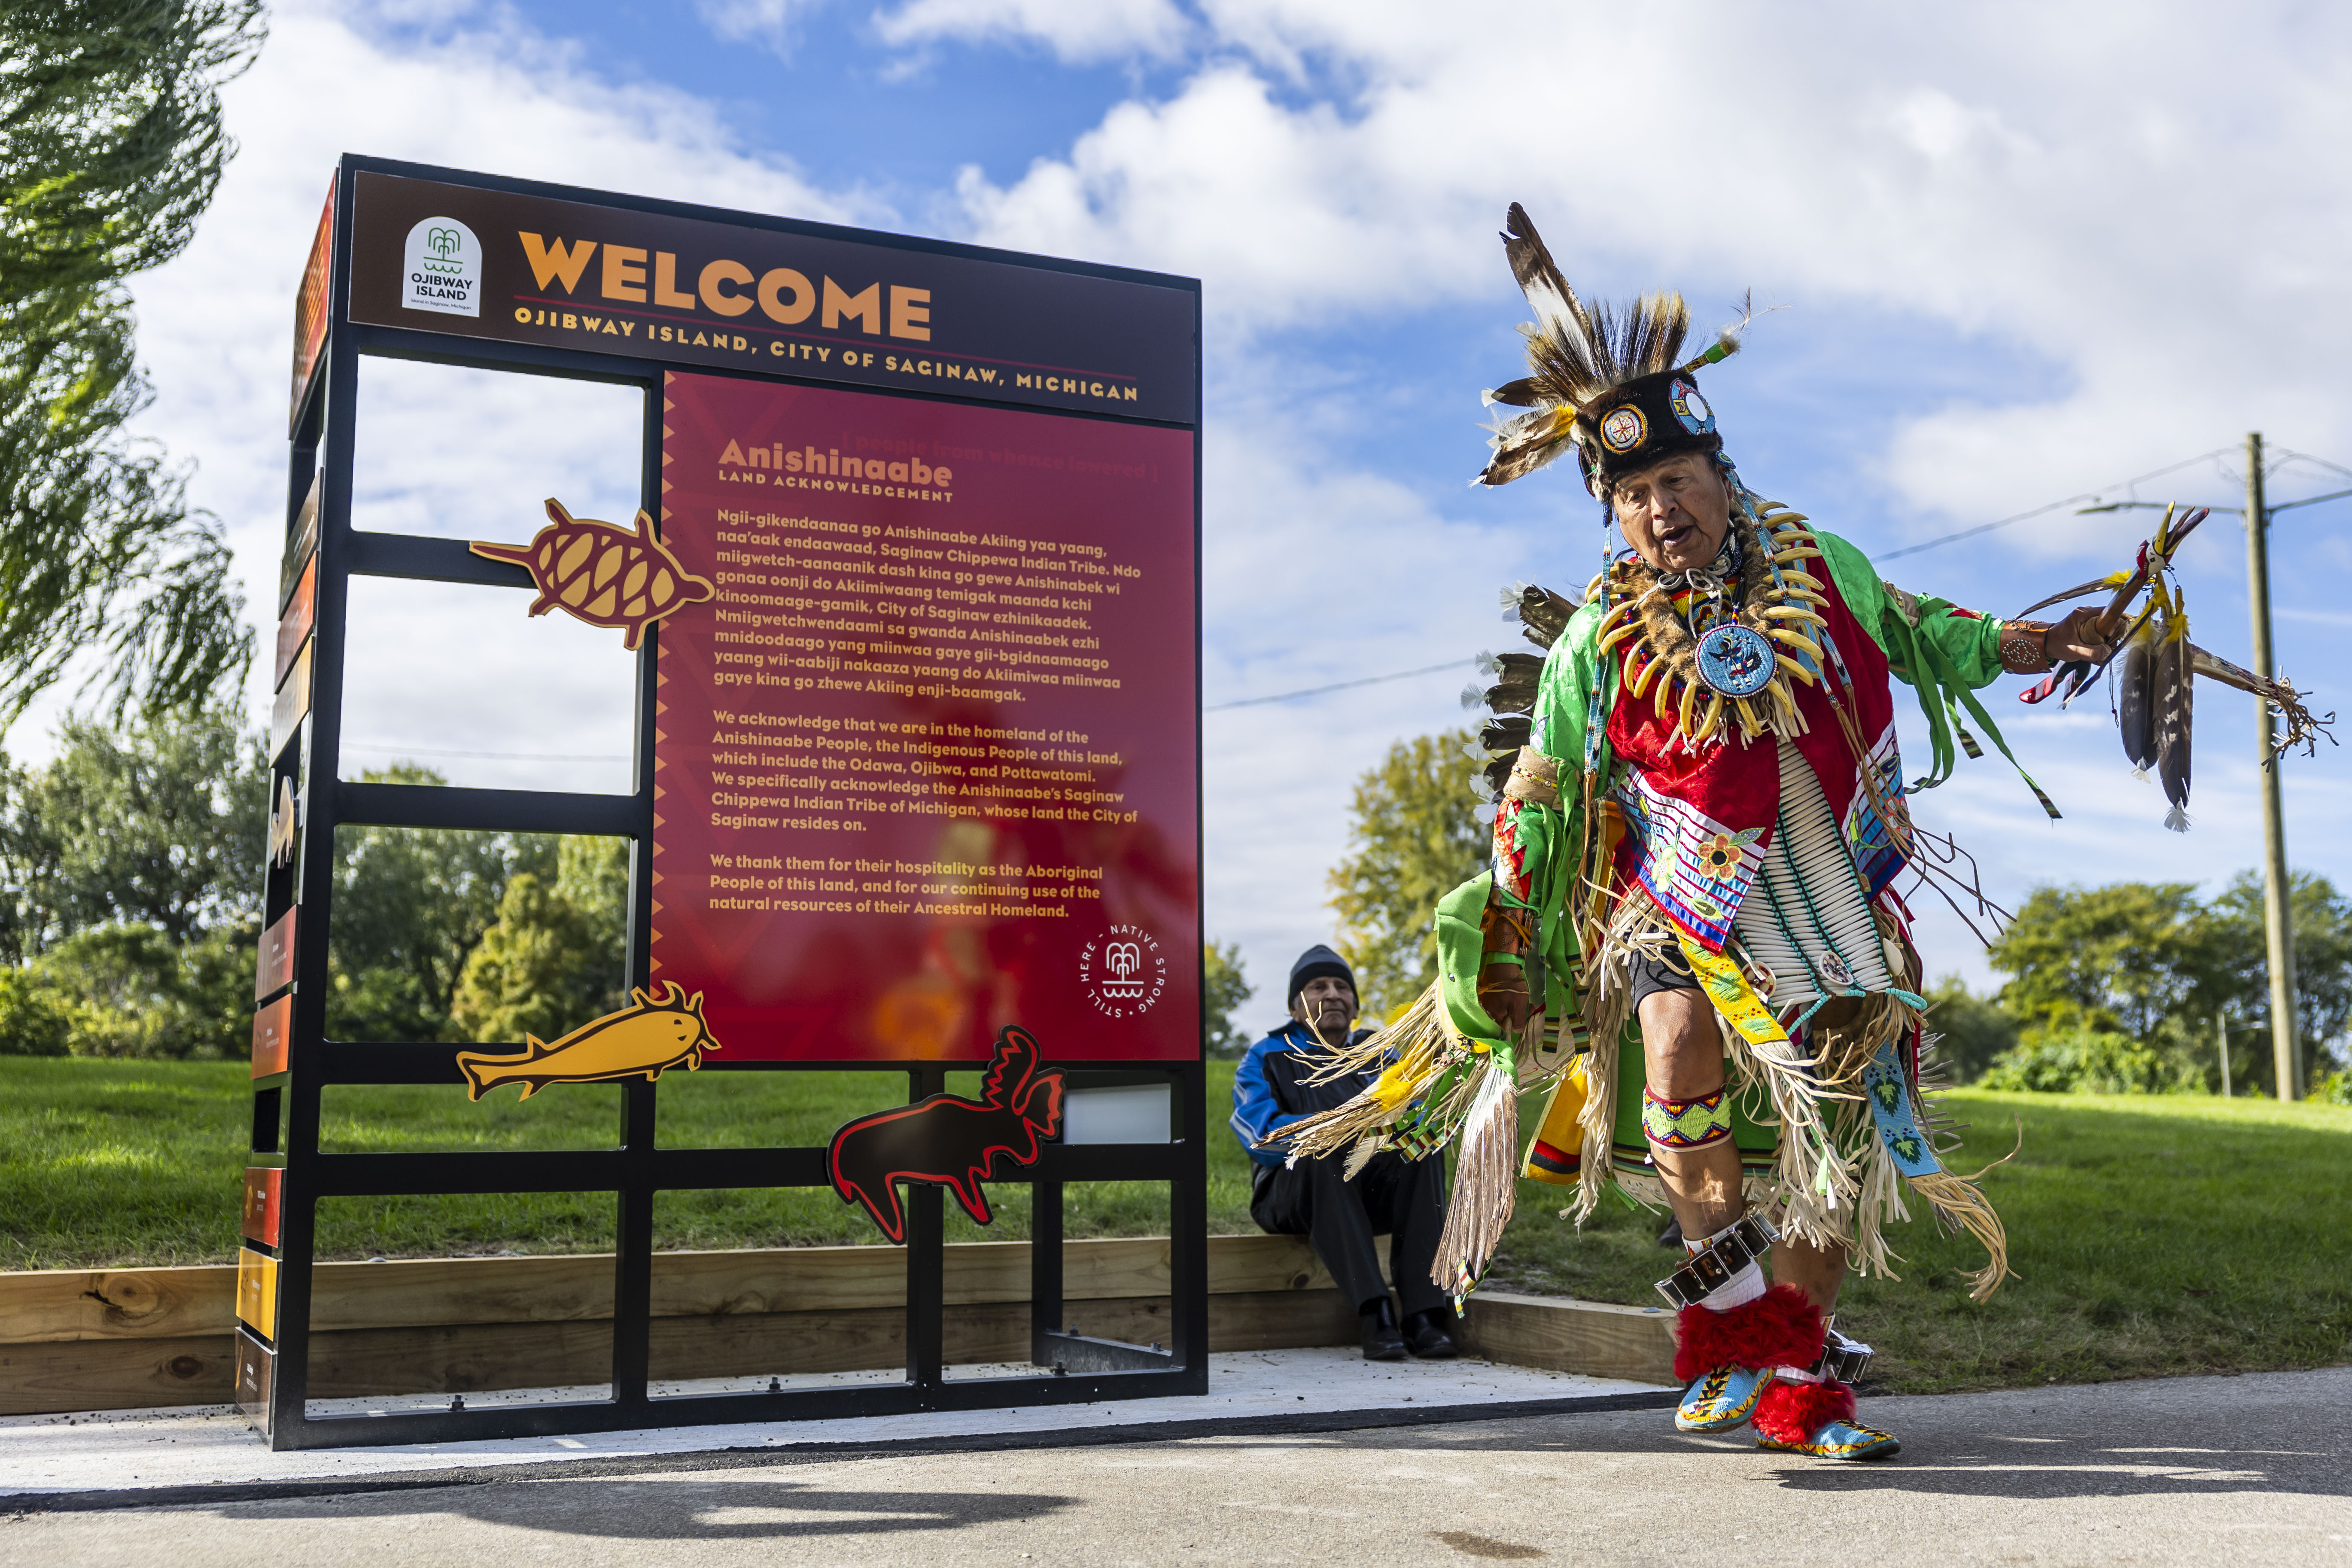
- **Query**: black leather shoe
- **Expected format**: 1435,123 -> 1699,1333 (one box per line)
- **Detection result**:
1360,1297 -> 1406,1361
1403,1308 -> 1459,1359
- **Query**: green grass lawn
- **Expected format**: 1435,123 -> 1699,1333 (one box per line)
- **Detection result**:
0,1058 -> 1262,1268
1484,1088 -> 2352,1393
5,1058 -> 2348,1395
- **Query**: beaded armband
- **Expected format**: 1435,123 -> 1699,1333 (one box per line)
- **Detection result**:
1641,1086 -> 1731,1149
1501,745 -> 1560,806
1999,618 -> 2054,674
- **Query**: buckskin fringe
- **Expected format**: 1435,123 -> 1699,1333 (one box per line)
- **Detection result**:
1266,981 -> 1516,1168
1432,1066 -> 1519,1296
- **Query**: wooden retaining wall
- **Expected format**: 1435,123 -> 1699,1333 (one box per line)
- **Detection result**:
0,1236 -> 1675,1416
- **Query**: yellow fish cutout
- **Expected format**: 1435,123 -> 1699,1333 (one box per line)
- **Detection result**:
455,981 -> 722,1100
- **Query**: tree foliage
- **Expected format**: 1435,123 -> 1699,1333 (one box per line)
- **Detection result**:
1202,940 -> 1254,1057
0,708 -> 264,955
1328,728 -> 1490,1018
452,837 -> 631,1044
0,706 -> 260,1055
1983,875 -> 2352,1095
0,0 -> 266,724
326,767 -> 557,1043
1921,974 -> 2017,1085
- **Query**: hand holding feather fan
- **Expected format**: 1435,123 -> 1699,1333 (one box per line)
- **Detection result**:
2016,505 -> 2333,830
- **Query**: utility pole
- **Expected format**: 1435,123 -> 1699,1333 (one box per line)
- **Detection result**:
2245,431 -> 2303,1101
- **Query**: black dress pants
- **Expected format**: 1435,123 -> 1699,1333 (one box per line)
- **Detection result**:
1250,1149 -> 1449,1318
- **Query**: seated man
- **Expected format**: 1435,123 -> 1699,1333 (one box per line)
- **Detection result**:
1231,946 -> 1458,1361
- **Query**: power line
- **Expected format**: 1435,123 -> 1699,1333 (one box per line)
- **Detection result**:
1205,659 -> 1468,712
1875,448 -> 2235,560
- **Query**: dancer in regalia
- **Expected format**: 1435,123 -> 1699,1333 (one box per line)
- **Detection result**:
1269,204 -> 2328,1460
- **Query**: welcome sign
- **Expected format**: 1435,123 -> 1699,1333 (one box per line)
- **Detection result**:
347,171 -> 1197,423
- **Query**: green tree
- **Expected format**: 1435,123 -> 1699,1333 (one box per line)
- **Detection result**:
0,706 -> 265,956
0,0 -> 266,723
1979,875 -> 2352,1095
0,706 -> 262,1057
24,917 -> 249,1057
1328,728 -> 1489,1018
451,837 -> 631,1044
1988,882 -> 2217,1042
2205,872 -> 2352,1093
327,767 -> 554,1042
1922,975 -> 2017,1085
1984,882 -> 2224,1093
1202,940 -> 1254,1057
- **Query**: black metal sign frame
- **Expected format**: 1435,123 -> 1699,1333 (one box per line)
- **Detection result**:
240,155 -> 1205,1451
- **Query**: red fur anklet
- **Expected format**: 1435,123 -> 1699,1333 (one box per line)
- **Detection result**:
1752,1377 -> 1856,1444
1672,1282 -> 1825,1382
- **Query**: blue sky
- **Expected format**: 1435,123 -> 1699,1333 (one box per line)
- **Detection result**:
93,0 -> 2352,1031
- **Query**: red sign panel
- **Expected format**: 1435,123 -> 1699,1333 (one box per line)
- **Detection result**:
254,909 -> 296,1003
275,556 -> 316,690
241,1167 -> 283,1247
289,178 -> 334,433
651,373 -> 1197,1062
251,993 -> 292,1077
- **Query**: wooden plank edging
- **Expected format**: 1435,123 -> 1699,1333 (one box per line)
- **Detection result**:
0,1245 -> 1679,1416
1459,1291 -> 1679,1385
0,1234 -> 1345,1345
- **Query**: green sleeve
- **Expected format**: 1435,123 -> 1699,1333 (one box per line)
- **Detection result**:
1530,597 -> 1610,782
1435,872 -> 1505,1046
1813,528 -> 2006,690
1429,601 -> 1613,1051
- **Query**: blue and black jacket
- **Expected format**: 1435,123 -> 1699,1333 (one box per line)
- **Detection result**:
1231,1021 -> 1379,1191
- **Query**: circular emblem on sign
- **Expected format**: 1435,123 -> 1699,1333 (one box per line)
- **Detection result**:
1694,622 -> 1776,697
1078,923 -> 1167,1019
1670,378 -> 1714,435
1598,405 -> 1648,453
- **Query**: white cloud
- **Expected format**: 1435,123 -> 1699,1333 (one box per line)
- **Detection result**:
949,3 -> 2352,543
104,0 -> 882,776
697,0 -> 825,54
876,0 -> 1193,62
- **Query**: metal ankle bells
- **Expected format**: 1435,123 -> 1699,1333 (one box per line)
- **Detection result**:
1811,1321 -> 1874,1384
1655,1211 -> 1779,1308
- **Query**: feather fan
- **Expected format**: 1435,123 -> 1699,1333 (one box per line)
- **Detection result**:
2116,617 -> 2158,774
1473,651 -> 1544,715
1479,715 -> 1532,754
2155,605 -> 2192,831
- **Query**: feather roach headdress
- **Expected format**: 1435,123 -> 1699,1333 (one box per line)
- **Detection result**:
1476,203 -> 1750,498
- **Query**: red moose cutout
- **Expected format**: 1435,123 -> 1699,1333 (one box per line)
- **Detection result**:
827,1025 -> 1065,1244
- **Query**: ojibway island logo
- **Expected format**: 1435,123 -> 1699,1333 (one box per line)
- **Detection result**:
402,215 -> 480,317
1078,923 -> 1166,1019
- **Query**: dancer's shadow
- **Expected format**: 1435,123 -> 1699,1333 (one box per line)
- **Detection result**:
1266,1393 -> 2352,1504
224,1477 -> 1072,1541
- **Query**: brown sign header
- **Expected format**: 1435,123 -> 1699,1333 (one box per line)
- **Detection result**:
346,171 -> 1196,425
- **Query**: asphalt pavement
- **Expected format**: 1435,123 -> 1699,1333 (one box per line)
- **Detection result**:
6,1367 -> 2348,1566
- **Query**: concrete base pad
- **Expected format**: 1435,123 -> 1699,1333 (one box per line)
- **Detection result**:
0,1349 -> 1668,1507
